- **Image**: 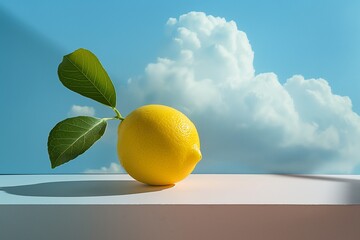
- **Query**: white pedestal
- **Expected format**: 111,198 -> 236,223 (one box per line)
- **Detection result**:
1,174 -> 360,239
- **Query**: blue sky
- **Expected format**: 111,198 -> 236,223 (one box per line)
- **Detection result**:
1,0 -> 360,174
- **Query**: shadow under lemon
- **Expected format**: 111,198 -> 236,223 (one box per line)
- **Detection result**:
1,180 -> 174,197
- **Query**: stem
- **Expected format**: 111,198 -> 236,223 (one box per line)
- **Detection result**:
102,117 -> 117,121
112,107 -> 125,121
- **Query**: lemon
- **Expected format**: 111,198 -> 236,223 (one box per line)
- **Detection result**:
117,104 -> 202,185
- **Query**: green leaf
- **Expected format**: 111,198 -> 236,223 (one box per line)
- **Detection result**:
47,116 -> 107,168
58,48 -> 116,107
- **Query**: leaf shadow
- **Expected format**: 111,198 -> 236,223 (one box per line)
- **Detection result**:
1,180 -> 174,197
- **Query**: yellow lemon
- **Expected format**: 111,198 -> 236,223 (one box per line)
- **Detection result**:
117,104 -> 202,185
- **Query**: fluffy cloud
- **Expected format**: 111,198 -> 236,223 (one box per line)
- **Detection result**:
68,105 -> 95,117
84,162 -> 124,174
125,12 -> 360,173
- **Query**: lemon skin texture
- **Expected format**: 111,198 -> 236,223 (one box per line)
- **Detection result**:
117,104 -> 202,185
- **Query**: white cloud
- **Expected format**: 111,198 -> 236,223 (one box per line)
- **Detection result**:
68,105 -> 95,117
124,11 -> 360,173
84,162 -> 124,174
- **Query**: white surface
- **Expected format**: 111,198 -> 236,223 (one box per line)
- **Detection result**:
1,174 -> 360,205
2,174 -> 360,240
